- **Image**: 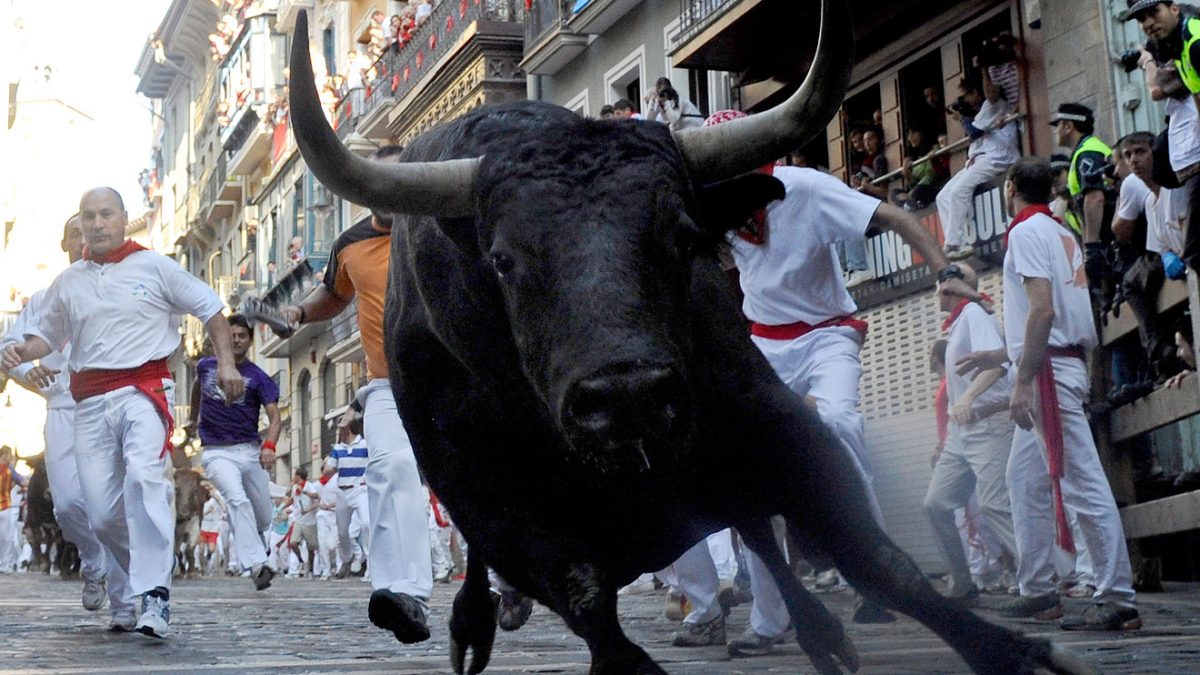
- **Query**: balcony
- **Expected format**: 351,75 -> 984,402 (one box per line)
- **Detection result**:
227,108 -> 274,176
566,0 -> 642,34
257,255 -> 330,359
276,0 -> 314,33
218,11 -> 287,174
522,0 -> 588,76
326,300 -> 364,365
199,156 -> 243,226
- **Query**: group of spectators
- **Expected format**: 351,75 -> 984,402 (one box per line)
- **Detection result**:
597,77 -> 706,131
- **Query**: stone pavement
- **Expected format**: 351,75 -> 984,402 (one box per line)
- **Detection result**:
2,572 -> 1199,673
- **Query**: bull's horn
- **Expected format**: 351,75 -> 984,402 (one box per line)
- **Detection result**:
674,0 -> 854,183
288,10 -> 477,217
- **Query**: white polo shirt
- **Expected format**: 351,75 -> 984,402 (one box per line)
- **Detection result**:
1166,95 -> 1200,173
1003,211 -> 1098,364
945,302 -> 1013,415
27,250 -> 224,372
728,167 -> 879,326
3,289 -> 73,409
1115,173 -> 1150,222
1145,187 -> 1187,255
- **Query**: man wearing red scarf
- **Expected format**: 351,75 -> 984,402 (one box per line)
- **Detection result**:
924,272 -> 1018,604
995,159 -> 1139,631
1,187 -> 245,640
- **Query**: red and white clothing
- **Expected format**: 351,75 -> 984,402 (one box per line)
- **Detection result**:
725,166 -> 884,636
937,98 -> 1020,249
3,289 -> 131,613
1002,208 -> 1134,608
26,246 -> 224,600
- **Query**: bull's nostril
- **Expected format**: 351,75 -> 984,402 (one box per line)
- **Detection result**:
567,386 -> 613,433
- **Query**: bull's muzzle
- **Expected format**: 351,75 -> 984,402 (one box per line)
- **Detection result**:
562,364 -> 690,466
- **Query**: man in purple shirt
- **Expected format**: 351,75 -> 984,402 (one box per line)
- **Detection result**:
186,314 -> 281,591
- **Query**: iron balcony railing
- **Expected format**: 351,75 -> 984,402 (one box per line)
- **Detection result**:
525,0 -> 569,47
674,0 -> 740,46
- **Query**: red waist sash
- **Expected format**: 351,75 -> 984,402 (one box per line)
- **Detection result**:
1036,345 -> 1086,554
71,358 -> 175,458
750,316 -> 869,341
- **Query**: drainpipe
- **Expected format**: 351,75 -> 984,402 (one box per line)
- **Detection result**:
207,249 -> 223,286
527,74 -> 543,102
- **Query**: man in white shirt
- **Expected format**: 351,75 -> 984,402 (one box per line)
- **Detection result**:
936,76 -> 1022,259
1,214 -> 128,623
1,187 -> 245,639
324,422 -> 371,580
1125,131 -> 1188,275
287,467 -> 321,577
925,277 -> 1018,601
673,110 -> 978,656
316,465 -> 341,579
993,158 -> 1139,631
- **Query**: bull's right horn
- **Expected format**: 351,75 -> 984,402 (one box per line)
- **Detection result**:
288,10 -> 477,217
674,0 -> 854,184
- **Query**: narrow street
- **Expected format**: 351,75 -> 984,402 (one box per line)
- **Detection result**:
2,573 -> 1199,673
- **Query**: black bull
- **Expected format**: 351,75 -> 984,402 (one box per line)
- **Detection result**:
288,6 -> 1091,674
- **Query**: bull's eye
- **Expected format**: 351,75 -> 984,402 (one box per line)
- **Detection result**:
674,227 -> 699,259
490,252 -> 515,278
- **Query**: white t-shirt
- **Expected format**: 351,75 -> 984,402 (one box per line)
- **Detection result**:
969,98 -> 1021,166
292,480 -> 320,527
1145,187 -> 1188,255
28,250 -> 224,372
317,479 -> 340,520
1115,173 -> 1150,222
1002,212 -> 1098,363
728,167 -> 879,326
201,498 -> 222,532
3,288 -> 73,409
1166,94 -> 1200,173
945,302 -> 1013,415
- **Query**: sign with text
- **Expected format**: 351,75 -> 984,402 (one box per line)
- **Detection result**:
850,181 -> 1010,310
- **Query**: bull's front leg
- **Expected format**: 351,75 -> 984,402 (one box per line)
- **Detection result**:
449,548 -> 498,675
550,561 -> 665,675
737,518 -> 859,675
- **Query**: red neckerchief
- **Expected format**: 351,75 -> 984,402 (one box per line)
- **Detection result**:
1004,204 -> 1057,246
83,239 -> 148,264
941,294 -> 995,332
319,475 -> 331,485
735,164 -> 776,245
934,377 -> 949,449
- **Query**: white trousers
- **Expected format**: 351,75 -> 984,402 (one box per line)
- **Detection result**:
335,483 -> 370,565
670,539 -> 723,625
361,379 -> 433,601
75,384 -> 176,600
0,507 -> 16,571
202,442 -> 273,571
935,155 -> 1008,248
1007,357 -> 1135,607
925,413 -> 1017,591
744,327 -> 883,636
317,510 -> 338,573
46,407 -> 132,610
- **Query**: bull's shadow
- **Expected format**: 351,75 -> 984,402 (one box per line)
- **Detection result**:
287,3 -> 1093,674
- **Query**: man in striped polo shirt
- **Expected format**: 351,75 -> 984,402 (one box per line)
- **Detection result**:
324,419 -> 370,579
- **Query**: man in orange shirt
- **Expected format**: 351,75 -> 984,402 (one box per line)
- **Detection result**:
276,146 -> 433,643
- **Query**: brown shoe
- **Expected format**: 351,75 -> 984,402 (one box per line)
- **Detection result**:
1061,604 -> 1141,631
994,593 -> 1063,620
671,616 -> 726,647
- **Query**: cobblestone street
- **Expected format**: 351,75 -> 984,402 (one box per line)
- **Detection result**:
2,573 -> 1200,673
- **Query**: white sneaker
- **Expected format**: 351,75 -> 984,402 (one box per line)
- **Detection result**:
82,577 -> 107,611
944,244 -> 974,261
845,269 -> 872,288
108,608 -> 137,633
134,593 -> 170,639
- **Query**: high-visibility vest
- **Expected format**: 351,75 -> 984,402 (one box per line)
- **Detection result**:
1175,16 -> 1200,93
1064,135 -> 1111,235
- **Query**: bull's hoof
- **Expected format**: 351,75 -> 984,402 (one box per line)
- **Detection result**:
975,637 -> 1096,675
590,650 -> 668,675
1034,644 -> 1097,675
449,583 -> 497,674
496,590 -> 533,631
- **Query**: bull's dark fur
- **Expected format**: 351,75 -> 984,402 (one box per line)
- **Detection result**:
23,455 -> 79,578
379,101 -> 1083,675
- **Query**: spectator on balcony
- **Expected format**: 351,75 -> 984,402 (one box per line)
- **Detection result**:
415,0 -> 433,25
612,99 -> 640,120
643,77 -> 705,131
847,127 -> 867,175
922,86 -> 948,137
388,15 -> 404,48
892,126 -> 949,211
598,104 -> 615,120
852,127 -> 889,200
288,237 -> 306,266
935,75 -> 1020,260
344,50 -> 371,94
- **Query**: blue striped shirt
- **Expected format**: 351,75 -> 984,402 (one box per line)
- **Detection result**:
326,439 -> 368,488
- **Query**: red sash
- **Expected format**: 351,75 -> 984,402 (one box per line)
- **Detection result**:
934,377 -> 949,450
428,490 -> 450,528
750,316 -> 869,341
1036,345 -> 1086,554
71,358 -> 175,459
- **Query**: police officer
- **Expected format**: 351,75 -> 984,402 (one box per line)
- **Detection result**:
1126,0 -> 1200,274
1049,103 -> 1114,297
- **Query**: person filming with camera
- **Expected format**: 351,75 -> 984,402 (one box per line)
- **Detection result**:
643,77 -> 705,131
1125,0 -> 1200,275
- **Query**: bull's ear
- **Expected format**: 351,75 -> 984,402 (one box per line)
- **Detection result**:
693,173 -> 786,237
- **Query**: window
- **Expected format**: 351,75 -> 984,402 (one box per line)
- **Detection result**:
564,89 -> 590,116
605,46 -> 646,108
296,370 -> 312,470
320,359 -> 339,452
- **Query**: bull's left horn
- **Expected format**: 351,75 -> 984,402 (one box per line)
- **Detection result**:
674,0 -> 854,183
288,10 -> 477,217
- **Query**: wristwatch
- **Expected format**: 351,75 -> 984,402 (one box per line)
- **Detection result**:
936,263 -> 964,284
